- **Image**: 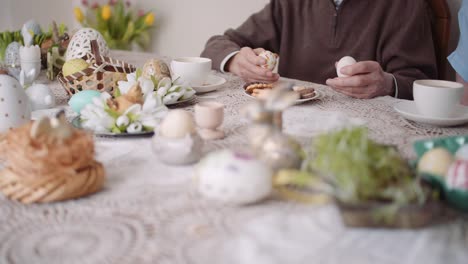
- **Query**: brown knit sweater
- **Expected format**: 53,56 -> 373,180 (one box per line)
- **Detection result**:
201,0 -> 438,100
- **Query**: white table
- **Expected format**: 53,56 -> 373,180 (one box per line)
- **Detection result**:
1,51 -> 467,264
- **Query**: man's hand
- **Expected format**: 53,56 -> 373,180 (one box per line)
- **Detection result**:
226,47 -> 280,83
326,61 -> 394,99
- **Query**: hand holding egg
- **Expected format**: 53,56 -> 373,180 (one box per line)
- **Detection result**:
326,57 -> 395,99
226,47 -> 279,83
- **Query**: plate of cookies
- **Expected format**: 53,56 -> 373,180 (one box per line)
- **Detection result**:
243,82 -> 320,104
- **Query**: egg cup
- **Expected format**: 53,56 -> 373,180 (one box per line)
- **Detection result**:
194,102 -> 225,140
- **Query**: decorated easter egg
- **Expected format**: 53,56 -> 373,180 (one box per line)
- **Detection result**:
23,20 -> 42,36
258,50 -> 279,71
5,42 -> 21,67
142,59 -> 171,80
65,28 -> 109,60
159,110 -> 196,138
69,90 -> 101,114
62,59 -> 89,76
336,56 -> 357,77
0,75 -> 31,133
26,83 -> 56,111
418,148 -> 454,177
455,145 -> 468,161
446,160 -> 468,190
197,149 -> 273,205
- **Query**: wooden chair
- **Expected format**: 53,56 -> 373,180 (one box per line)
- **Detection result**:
426,0 -> 451,80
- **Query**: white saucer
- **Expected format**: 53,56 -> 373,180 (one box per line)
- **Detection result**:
192,75 -> 226,93
244,89 -> 322,105
394,100 -> 468,127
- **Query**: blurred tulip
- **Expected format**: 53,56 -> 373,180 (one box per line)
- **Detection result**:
74,7 -> 84,23
101,5 -> 112,21
144,13 -> 155,26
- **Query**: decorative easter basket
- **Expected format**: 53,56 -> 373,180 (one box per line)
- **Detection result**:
58,39 -> 136,96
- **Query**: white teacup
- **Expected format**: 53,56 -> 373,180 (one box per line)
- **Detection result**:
413,80 -> 464,118
171,57 -> 211,86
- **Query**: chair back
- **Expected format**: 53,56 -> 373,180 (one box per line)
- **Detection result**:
426,0 -> 451,80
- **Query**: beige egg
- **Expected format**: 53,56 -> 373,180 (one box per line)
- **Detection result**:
159,110 -> 196,139
62,59 -> 89,76
142,59 -> 171,80
418,148 -> 454,176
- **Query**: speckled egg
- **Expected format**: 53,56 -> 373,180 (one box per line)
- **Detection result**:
0,75 -> 31,133
159,110 -> 196,139
69,90 -> 101,114
65,28 -> 109,60
4,42 -> 21,67
455,145 -> 468,161
336,56 -> 357,77
196,149 -> 273,205
259,50 -> 278,71
418,148 -> 454,177
446,160 -> 468,190
142,59 -> 171,80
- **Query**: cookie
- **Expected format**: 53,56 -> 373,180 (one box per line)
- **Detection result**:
298,88 -> 316,99
244,82 -> 273,94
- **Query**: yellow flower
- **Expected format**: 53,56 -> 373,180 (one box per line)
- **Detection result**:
74,7 -> 84,23
144,13 -> 155,26
101,5 -> 112,21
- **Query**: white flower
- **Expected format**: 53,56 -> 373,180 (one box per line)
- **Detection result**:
127,122 -> 143,133
118,72 -> 154,98
116,115 -> 130,127
80,93 -> 114,132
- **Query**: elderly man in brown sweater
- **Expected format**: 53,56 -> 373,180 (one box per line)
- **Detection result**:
201,0 -> 437,100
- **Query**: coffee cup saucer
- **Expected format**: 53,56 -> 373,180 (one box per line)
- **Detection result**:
191,75 -> 227,93
394,100 -> 468,127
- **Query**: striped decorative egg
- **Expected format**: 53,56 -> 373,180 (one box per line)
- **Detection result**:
446,160 -> 468,191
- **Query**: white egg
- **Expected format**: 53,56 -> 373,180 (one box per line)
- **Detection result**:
159,110 -> 196,138
0,75 -> 31,133
336,56 -> 357,77
455,145 -> 468,161
26,83 -> 56,111
196,149 -> 273,205
65,28 -> 109,60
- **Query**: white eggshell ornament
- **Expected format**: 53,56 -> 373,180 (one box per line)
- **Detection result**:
455,145 -> 468,161
26,83 -> 56,110
159,110 -> 196,139
418,148 -> 454,177
0,75 -> 32,132
65,28 -> 109,60
446,160 -> 468,190
336,56 -> 357,77
197,149 -> 273,205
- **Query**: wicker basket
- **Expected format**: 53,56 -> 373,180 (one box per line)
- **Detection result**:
58,40 -> 136,96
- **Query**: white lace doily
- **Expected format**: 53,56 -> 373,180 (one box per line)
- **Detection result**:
1,50 -> 468,264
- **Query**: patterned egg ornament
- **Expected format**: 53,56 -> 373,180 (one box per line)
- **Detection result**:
0,75 -> 31,133
258,50 -> 279,71
142,59 -> 171,80
4,42 -> 21,79
196,149 -> 273,205
65,28 -> 109,61
446,160 -> 468,191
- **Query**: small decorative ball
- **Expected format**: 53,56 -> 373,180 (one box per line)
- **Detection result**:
336,56 -> 357,77
69,90 -> 101,114
446,160 -> 468,190
159,110 -> 196,139
142,59 -> 171,80
258,50 -> 279,71
418,148 -> 454,177
65,28 -> 109,60
62,59 -> 89,76
197,149 -> 273,205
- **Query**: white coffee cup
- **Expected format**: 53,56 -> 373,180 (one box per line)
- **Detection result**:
171,57 -> 212,86
413,80 -> 464,118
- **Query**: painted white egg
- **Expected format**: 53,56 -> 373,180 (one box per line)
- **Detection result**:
65,28 -> 109,61
336,56 -> 357,77
26,83 -> 56,111
259,50 -> 278,71
418,148 -> 454,177
0,75 -> 31,133
455,145 -> 468,161
159,110 -> 196,138
5,42 -> 21,67
196,149 -> 273,205
446,160 -> 468,190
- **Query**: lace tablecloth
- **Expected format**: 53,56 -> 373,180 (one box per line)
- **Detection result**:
1,51 -> 468,264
